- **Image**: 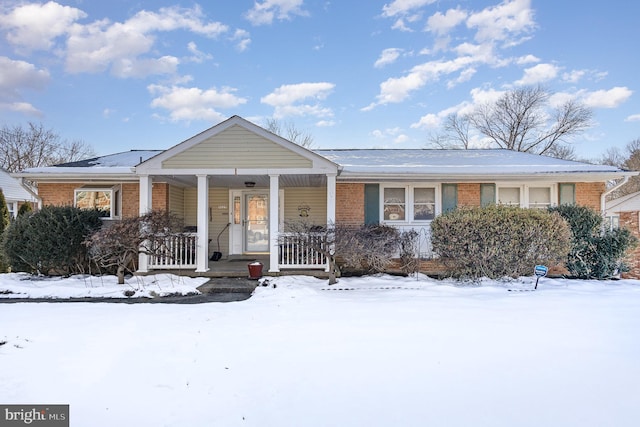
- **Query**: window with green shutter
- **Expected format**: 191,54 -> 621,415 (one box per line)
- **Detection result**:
442,184 -> 457,213
559,183 -> 575,205
364,184 -> 380,224
480,184 -> 496,207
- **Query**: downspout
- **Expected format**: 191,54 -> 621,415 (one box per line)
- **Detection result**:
601,175 -> 631,217
20,177 -> 42,209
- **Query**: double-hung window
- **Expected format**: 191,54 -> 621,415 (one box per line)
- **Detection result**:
495,184 -> 556,208
529,187 -> 551,209
497,187 -> 521,206
74,185 -> 121,219
382,185 -> 436,222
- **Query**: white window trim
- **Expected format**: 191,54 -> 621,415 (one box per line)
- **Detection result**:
74,185 -> 122,219
496,183 -> 558,209
380,184 -> 440,224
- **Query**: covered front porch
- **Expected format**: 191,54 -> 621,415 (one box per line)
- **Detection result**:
133,116 -> 339,276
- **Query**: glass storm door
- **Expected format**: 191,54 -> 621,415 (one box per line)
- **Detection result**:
244,193 -> 269,252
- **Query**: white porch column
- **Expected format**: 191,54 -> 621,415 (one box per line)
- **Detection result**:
269,174 -> 280,273
195,174 -> 210,273
326,173 -> 337,272
138,175 -> 152,272
326,173 -> 337,226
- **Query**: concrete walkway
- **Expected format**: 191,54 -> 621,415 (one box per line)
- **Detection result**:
0,277 -> 259,304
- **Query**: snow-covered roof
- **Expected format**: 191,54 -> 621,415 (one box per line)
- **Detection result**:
315,149 -> 629,180
16,147 -> 632,183
19,150 -> 163,176
0,168 -> 38,202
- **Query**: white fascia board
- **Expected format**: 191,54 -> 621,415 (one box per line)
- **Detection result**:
336,171 -> 636,183
139,167 -> 336,176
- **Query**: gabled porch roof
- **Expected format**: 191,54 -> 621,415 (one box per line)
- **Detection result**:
136,115 -> 338,178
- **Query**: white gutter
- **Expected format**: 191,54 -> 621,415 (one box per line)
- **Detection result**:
601,174 -> 632,216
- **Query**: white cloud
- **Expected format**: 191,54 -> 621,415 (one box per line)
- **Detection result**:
382,0 -> 437,18
467,0 -> 535,44
447,67 -> 476,88
562,70 -> 586,84
625,114 -> 640,122
370,127 -> 409,144
364,56 -> 474,109
316,120 -> 336,127
261,82 -> 335,118
63,5 -> 227,77
231,29 -> 251,52
186,42 -> 213,63
410,113 -> 441,129
245,0 -> 308,26
515,63 -> 559,85
0,1 -> 86,51
0,56 -> 49,116
374,48 -> 403,68
516,54 -> 539,65
148,84 -> 247,122
581,87 -> 632,108
426,8 -> 467,36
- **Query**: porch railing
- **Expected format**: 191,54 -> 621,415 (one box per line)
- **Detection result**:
279,232 -> 328,269
147,233 -> 198,270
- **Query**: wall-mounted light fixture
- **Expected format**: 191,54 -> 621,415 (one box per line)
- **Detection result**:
244,181 -> 256,188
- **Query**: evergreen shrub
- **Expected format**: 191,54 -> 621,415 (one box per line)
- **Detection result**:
2,205 -> 103,275
431,205 -> 571,279
549,204 -> 637,278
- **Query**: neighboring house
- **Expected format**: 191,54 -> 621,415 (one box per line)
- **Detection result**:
16,115 -> 635,275
605,191 -> 640,278
0,167 -> 40,218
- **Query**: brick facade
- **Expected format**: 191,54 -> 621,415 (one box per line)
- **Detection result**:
619,211 -> 640,279
336,183 -> 364,226
37,182 -> 168,218
575,182 -> 604,211
457,183 -> 481,207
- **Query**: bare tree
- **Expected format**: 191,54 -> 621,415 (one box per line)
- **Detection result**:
85,210 -> 184,284
434,86 -> 592,156
0,122 -> 95,172
265,118 -> 315,148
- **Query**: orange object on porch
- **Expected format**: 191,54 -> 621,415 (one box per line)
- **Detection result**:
248,261 -> 263,279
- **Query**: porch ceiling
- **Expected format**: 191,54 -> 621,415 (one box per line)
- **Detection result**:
154,173 -> 328,188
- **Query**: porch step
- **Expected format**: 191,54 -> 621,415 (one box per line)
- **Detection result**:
197,277 -> 259,294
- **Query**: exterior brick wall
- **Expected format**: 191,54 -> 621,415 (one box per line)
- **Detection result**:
37,182 -> 80,206
619,211 -> 640,279
336,183 -> 364,226
575,182 -> 604,211
36,182 -> 168,219
457,183 -> 481,207
121,183 -> 139,218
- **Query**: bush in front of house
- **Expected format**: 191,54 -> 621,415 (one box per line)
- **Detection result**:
431,205 -> 572,279
85,210 -> 184,284
549,204 -> 637,279
336,223 -> 417,274
2,205 -> 103,275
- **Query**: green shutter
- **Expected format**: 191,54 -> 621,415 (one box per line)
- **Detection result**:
442,184 -> 458,213
559,183 -> 576,205
480,184 -> 496,207
364,184 -> 380,224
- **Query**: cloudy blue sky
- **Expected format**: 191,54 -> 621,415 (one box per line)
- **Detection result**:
0,0 -> 638,159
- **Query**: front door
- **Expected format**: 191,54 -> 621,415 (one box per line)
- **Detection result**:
244,193 -> 269,253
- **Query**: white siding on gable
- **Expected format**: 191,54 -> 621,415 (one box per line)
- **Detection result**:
162,125 -> 313,169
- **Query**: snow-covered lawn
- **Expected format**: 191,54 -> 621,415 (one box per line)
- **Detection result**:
1,273 -> 639,427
